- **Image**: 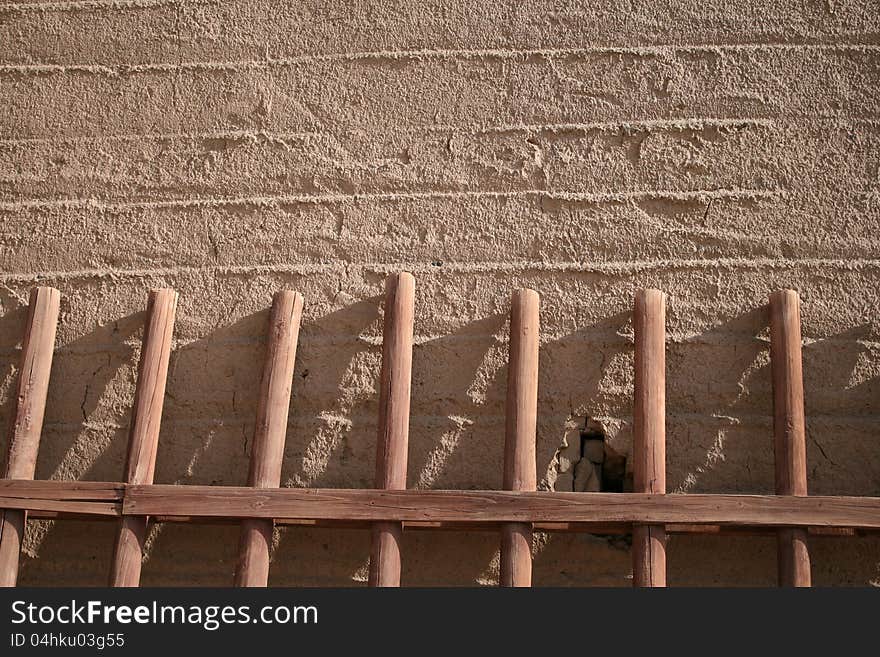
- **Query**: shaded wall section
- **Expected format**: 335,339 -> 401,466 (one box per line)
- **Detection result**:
0,0 -> 878,585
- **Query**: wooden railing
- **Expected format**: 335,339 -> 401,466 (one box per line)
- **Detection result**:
1,277 -> 876,587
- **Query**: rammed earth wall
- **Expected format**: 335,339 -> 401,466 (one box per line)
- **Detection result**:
0,1 -> 878,585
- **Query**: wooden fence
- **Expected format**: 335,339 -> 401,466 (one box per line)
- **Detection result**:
1,276 -> 877,587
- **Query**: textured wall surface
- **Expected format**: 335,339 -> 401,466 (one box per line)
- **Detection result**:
1,1 -> 879,586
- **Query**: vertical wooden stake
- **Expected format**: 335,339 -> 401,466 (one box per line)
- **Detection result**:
632,289 -> 667,587
235,291 -> 303,587
369,273 -> 415,587
0,287 -> 60,587
109,289 -> 177,587
769,289 -> 811,587
500,288 -> 539,587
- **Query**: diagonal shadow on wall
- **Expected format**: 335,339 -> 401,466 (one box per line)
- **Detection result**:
12,306 -> 143,585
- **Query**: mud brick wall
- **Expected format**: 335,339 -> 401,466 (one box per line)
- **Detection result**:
1,1 -> 878,585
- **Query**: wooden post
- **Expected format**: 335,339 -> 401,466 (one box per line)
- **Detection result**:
632,289 -> 667,587
769,289 -> 811,587
235,291 -> 303,587
368,273 -> 415,587
500,288 -> 539,587
0,287 -> 60,587
109,289 -> 177,587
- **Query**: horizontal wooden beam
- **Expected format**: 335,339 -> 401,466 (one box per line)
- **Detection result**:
2,480 -> 879,532
19,512 -> 864,537
126,485 -> 880,529
265,520 -> 865,537
0,480 -> 123,517
0,480 -> 124,501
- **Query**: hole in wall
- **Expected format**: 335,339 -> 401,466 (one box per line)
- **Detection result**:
554,417 -> 633,550
558,417 -> 628,493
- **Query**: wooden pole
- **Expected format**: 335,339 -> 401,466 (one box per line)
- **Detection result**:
632,289 -> 667,587
108,289 -> 177,587
0,287 -> 60,587
769,289 -> 811,587
368,273 -> 415,587
235,291 -> 303,586
500,288 -> 539,587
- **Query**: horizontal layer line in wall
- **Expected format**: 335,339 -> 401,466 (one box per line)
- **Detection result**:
5,332 -> 875,360
0,188 -> 786,211
2,191 -> 875,211
4,118 -> 880,147
2,43 -> 880,76
2,257 -> 880,284
0,118 -> 784,144
0,333 -> 780,353
2,326 -> 877,351
0,0 -> 202,13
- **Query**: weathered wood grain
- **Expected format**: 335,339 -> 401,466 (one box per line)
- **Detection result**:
500,288 -> 539,587
109,289 -> 177,587
235,290 -> 303,587
369,273 -> 415,587
0,479 -> 124,501
121,486 -> 880,529
770,289 -> 811,587
2,479 -> 877,532
632,288 -> 667,587
0,480 -> 122,518
0,287 -> 60,587
7,493 -> 872,537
